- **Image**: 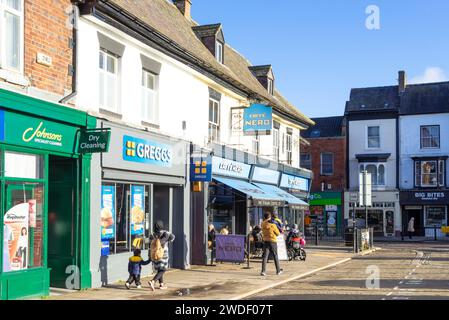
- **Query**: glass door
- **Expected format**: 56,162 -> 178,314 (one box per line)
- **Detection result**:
385,210 -> 394,236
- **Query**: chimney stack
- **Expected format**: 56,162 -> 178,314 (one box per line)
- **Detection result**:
398,70 -> 407,93
174,0 -> 192,20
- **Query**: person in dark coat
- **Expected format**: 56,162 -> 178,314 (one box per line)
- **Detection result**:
125,249 -> 150,289
148,220 -> 175,290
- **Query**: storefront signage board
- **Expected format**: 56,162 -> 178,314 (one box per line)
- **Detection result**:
0,109 -> 78,154
400,191 -> 448,205
280,173 -> 309,191
212,156 -> 251,179
243,104 -> 273,132
252,167 -> 280,185
130,186 -> 145,236
123,135 -> 172,167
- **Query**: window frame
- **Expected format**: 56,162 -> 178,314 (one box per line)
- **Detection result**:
414,159 -> 446,188
208,97 -> 220,143
300,153 -> 312,170
267,78 -> 274,95
141,69 -> 158,124
99,49 -> 120,113
420,125 -> 440,149
320,152 -> 334,176
366,125 -> 380,149
0,0 -> 24,73
359,162 -> 386,187
272,127 -> 280,161
286,133 -> 293,165
215,41 -> 223,64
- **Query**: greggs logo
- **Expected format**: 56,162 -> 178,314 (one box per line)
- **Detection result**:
123,135 -> 172,166
22,122 -> 63,146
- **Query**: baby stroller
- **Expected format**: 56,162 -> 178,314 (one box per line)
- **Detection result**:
287,228 -> 306,261
250,225 -> 264,258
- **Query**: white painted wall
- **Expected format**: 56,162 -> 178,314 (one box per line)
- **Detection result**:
399,113 -> 449,189
348,119 -> 397,190
76,16 -> 304,169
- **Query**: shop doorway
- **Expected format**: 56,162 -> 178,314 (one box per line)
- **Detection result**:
404,209 -> 423,237
47,156 -> 79,289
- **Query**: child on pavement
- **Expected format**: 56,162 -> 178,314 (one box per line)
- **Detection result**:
125,249 -> 150,289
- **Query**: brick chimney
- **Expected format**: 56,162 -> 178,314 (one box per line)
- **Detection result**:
174,0 -> 192,20
398,70 -> 407,93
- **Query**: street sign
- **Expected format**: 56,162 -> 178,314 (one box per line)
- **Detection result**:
78,128 -> 111,153
349,192 -> 358,202
359,171 -> 372,206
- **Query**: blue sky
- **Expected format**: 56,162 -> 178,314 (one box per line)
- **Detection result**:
191,0 -> 449,118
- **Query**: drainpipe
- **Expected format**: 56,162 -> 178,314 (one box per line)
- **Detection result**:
59,4 -> 79,104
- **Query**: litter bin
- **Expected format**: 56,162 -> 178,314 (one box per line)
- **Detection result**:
344,227 -> 354,247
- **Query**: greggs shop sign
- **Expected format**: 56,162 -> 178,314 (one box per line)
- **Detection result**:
123,135 -> 172,167
0,109 -> 78,153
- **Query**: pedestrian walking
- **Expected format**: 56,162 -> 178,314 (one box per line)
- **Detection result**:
125,249 -> 150,289
408,217 -> 415,239
148,220 -> 175,291
260,212 -> 282,276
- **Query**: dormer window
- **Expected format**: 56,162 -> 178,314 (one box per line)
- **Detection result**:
215,41 -> 223,64
267,78 -> 274,95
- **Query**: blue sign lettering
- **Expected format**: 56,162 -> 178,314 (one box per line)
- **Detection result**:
123,135 -> 172,167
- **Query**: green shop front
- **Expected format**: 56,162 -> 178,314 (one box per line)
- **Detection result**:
308,192 -> 343,237
0,89 -> 94,300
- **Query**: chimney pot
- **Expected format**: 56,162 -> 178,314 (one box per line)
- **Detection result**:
174,0 -> 192,20
398,70 -> 407,93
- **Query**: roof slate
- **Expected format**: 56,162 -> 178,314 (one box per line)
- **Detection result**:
400,81 -> 449,115
301,116 -> 344,138
104,0 -> 313,126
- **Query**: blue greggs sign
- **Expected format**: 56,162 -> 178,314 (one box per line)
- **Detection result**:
123,135 -> 172,167
243,104 -> 272,132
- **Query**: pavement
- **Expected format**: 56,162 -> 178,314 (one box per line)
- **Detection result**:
248,242 -> 449,300
47,247 -> 356,300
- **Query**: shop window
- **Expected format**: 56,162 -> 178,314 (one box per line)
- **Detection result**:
367,126 -> 380,149
420,125 -> 440,149
0,0 -> 23,72
4,151 -> 43,179
99,49 -> 119,112
415,160 -> 445,187
425,207 -> 446,227
101,182 -> 151,255
141,69 -> 158,124
3,182 -> 44,272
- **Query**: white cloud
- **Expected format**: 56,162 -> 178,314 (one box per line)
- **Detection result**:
409,67 -> 449,84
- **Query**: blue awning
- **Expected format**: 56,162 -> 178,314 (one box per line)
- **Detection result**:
253,183 -> 309,209
213,177 -> 285,207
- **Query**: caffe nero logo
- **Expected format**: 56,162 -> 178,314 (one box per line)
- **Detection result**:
22,122 -> 63,147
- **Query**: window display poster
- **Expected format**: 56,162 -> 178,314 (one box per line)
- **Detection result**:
130,186 -> 145,236
101,185 -> 116,240
3,203 -> 29,272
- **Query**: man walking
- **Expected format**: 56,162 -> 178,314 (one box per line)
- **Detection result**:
261,212 -> 282,276
408,217 -> 415,239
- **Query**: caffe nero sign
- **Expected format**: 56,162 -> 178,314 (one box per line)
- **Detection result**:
400,191 -> 448,205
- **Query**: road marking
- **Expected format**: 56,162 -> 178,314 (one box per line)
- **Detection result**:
386,292 -> 393,296
393,286 -> 399,290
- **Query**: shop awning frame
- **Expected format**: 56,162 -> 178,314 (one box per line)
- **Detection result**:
253,182 -> 309,210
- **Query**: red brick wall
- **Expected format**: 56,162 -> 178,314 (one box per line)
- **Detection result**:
302,137 -> 346,192
24,0 -> 73,96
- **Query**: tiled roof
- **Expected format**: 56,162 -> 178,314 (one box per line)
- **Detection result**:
192,23 -> 222,38
104,0 -> 314,126
345,85 -> 399,114
301,116 -> 344,138
400,81 -> 449,115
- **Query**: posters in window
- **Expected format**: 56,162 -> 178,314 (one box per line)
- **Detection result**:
3,202 -> 29,272
101,186 -> 115,240
277,235 -> 288,261
130,186 -> 145,235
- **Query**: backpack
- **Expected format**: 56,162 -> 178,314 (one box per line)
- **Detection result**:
150,234 -> 165,261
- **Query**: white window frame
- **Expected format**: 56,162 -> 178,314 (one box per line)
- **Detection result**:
267,78 -> 273,95
359,163 -> 386,188
320,153 -> 334,176
420,125 -> 440,149
421,160 -> 438,187
272,128 -> 279,161
208,98 -> 220,143
215,41 -> 223,64
99,49 -> 120,112
366,125 -> 380,149
0,0 -> 24,73
286,133 -> 292,165
141,69 -> 158,124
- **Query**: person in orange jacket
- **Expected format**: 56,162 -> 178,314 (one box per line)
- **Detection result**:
260,212 -> 282,276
